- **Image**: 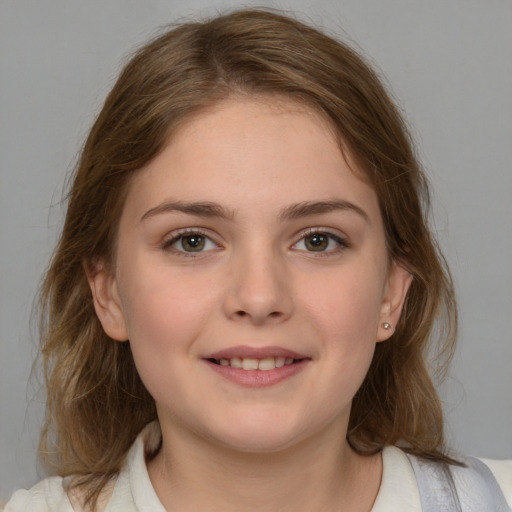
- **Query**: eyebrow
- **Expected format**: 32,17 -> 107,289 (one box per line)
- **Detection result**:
140,198 -> 370,224
279,200 -> 370,224
140,200 -> 235,222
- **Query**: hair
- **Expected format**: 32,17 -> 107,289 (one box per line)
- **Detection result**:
38,8 -> 458,507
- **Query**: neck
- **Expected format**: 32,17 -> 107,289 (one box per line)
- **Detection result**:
147,420 -> 382,512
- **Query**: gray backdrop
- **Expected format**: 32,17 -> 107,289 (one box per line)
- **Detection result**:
1,0 -> 511,499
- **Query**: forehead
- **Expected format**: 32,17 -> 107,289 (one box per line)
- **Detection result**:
122,96 -> 379,222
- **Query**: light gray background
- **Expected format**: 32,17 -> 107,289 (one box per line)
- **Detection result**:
1,0 -> 511,499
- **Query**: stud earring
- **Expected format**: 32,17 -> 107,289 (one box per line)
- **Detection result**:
382,322 -> 391,330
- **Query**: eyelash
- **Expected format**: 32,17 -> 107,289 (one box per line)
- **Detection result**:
161,228 -> 220,257
162,227 -> 349,258
292,228 -> 350,255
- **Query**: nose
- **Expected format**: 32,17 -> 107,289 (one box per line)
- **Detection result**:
223,245 -> 294,325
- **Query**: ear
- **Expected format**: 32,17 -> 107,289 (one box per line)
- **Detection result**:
376,261 -> 413,342
85,260 -> 129,342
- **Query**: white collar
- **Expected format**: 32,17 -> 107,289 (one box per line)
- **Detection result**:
106,422 -> 421,512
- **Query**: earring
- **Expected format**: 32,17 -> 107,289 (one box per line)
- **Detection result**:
382,322 -> 391,330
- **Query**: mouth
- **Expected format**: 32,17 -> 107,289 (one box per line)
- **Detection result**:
207,356 -> 303,371
203,346 -> 310,386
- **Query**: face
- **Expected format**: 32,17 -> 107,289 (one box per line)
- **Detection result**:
90,97 -> 411,453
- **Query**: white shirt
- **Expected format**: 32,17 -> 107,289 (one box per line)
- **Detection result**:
4,422 -> 512,511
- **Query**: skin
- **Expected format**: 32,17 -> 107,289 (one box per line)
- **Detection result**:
89,96 -> 412,512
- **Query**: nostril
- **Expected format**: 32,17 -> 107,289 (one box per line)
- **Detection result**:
234,310 -> 282,319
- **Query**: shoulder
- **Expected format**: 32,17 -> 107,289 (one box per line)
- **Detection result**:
2,422 -> 162,512
374,447 -> 512,511
3,476 -> 73,512
480,458 -> 512,507
406,449 -> 512,511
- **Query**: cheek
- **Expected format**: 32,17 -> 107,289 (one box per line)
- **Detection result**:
116,275 -> 212,404
306,276 -> 383,400
302,266 -> 385,347
116,262 -> 216,365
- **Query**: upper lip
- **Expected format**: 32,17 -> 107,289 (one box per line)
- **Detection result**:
204,345 -> 309,360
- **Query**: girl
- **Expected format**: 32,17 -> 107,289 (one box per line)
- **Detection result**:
4,9 -> 511,512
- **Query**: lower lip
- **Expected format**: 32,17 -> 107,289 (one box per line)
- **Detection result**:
204,359 -> 309,387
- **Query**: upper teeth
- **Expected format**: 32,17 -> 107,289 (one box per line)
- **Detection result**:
218,357 -> 294,370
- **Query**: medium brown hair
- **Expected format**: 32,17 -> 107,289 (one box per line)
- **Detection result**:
38,8 -> 457,506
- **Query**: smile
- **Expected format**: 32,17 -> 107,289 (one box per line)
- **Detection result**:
203,347 -> 310,387
208,356 -> 299,371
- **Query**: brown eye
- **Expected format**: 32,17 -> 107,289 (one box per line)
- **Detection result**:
180,234 -> 206,252
164,231 -> 218,254
292,231 -> 348,254
304,233 -> 329,251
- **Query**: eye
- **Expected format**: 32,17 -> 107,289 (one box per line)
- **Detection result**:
163,230 -> 218,254
292,231 -> 348,253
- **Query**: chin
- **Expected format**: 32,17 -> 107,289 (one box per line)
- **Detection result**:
216,430 -> 303,454
199,409 -> 317,454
